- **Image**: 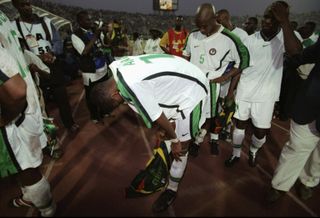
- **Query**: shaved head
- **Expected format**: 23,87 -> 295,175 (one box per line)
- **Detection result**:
195,3 -> 219,36
195,3 -> 216,22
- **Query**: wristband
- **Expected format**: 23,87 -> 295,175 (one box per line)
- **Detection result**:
170,138 -> 179,143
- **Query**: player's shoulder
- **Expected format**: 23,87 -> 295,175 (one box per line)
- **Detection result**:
188,29 -> 205,39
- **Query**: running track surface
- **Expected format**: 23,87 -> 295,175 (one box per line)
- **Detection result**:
1,78 -> 319,217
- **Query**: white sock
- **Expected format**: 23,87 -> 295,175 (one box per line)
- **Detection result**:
250,135 -> 266,154
167,154 -> 188,192
21,176 -> 56,217
194,129 -> 207,145
232,128 -> 245,157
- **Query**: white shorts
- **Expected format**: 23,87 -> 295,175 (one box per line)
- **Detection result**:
175,100 -> 207,142
0,113 -> 47,178
233,99 -> 275,129
204,82 -> 220,119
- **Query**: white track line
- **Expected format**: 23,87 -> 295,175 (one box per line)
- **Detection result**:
242,151 -> 318,217
242,121 -> 318,217
271,121 -> 290,133
26,90 -> 85,217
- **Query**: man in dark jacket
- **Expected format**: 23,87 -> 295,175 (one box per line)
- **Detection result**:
268,3 -> 320,202
71,10 -> 109,123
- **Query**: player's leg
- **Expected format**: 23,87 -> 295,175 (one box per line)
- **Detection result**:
153,102 -> 204,213
249,101 -> 275,167
225,99 -> 249,167
13,168 -> 56,217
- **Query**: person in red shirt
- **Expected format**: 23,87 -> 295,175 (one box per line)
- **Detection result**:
160,16 -> 188,57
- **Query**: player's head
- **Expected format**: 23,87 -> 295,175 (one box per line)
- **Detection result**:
195,3 -> 218,36
12,0 -> 33,19
243,17 -> 258,35
76,10 -> 92,30
216,9 -> 230,27
90,77 -> 124,115
262,1 -> 289,37
304,21 -> 316,38
149,29 -> 162,39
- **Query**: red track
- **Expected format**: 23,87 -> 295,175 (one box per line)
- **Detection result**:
1,78 -> 319,217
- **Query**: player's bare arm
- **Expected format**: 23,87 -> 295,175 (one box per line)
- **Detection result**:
155,113 -> 182,161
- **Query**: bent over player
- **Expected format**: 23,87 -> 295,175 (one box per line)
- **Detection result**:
91,54 -> 209,213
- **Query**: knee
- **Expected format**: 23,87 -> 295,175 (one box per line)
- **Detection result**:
235,119 -> 247,130
253,128 -> 268,139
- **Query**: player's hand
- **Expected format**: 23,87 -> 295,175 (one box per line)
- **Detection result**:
171,141 -> 182,161
270,1 -> 289,24
211,75 -> 227,83
28,63 -> 40,74
39,52 -> 55,64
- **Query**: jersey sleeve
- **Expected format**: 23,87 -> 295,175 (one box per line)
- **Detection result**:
0,48 -> 20,85
228,35 -> 250,70
71,34 -> 85,55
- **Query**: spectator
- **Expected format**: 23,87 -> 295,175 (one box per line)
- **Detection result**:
11,0 -> 79,133
71,10 -> 109,123
131,32 -> 144,56
144,28 -> 164,54
159,15 -> 188,57
104,20 -> 129,59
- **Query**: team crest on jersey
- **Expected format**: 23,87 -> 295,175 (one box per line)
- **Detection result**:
209,48 -> 216,55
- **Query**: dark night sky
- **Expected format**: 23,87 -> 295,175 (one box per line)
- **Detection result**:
46,0 -> 320,16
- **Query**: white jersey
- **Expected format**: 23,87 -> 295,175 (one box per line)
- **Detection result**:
183,25 -> 249,80
12,16 -> 53,55
109,54 -> 209,128
232,27 -> 249,42
0,10 -> 46,171
132,38 -> 144,56
143,38 -> 164,54
220,27 -> 249,98
236,30 -> 285,102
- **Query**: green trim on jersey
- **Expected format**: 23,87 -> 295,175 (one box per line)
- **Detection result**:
116,70 -> 153,128
0,128 -> 20,178
221,28 -> 250,70
190,101 -> 203,138
210,83 -> 217,118
302,38 -> 316,48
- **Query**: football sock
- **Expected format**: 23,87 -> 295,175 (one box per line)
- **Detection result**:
232,128 -> 245,157
167,154 -> 188,192
21,176 -> 56,217
250,134 -> 266,154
